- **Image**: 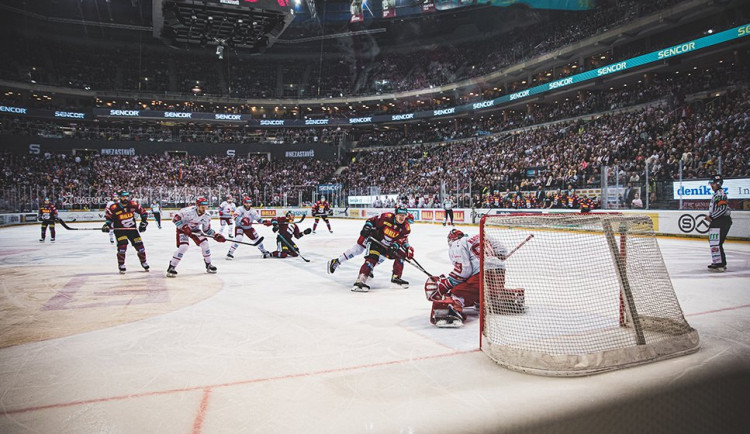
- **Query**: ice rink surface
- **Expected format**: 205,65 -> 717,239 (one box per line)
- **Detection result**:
1,217 -> 749,433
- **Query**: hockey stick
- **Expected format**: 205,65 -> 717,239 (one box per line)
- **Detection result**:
55,218 -> 139,231
367,237 -> 433,277
503,234 -> 534,260
276,233 -> 310,262
200,230 -> 265,247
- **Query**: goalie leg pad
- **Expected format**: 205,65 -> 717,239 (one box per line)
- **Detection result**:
431,298 -> 465,328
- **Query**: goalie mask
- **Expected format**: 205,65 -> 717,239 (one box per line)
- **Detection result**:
447,229 -> 464,245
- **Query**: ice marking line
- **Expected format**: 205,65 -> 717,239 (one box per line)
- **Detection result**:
192,388 -> 212,434
0,349 -> 480,415
685,304 -> 750,317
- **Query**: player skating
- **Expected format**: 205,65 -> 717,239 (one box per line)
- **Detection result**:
347,206 -> 414,292
705,175 -> 733,272
226,196 -> 272,259
424,229 -> 525,328
102,191 -> 150,274
269,211 -> 311,258
328,211 -> 414,277
167,197 -> 226,277
38,197 -> 58,242
311,196 -> 332,233
218,195 -> 236,236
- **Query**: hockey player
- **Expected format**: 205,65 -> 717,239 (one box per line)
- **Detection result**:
105,193 -> 117,243
218,195 -> 236,236
705,175 -> 733,272
328,209 -> 416,280
269,211 -> 311,258
102,191 -> 150,274
311,196 -> 332,233
167,197 -> 226,277
226,196 -> 272,259
348,206 -> 414,292
423,229 -> 524,328
38,197 -> 58,242
151,200 -> 162,229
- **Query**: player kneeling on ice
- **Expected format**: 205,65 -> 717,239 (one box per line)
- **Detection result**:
167,197 -> 226,277
269,211 -> 311,258
424,229 -> 525,328
350,206 -> 414,292
226,196 -> 272,259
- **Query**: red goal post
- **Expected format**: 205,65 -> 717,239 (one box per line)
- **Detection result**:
479,212 -> 700,376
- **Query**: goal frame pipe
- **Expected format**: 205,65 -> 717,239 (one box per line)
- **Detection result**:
602,219 -> 646,345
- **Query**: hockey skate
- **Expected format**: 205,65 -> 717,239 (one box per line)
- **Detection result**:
707,264 -> 726,272
206,263 -> 218,274
39,238 -> 44,242
351,274 -> 370,292
327,258 -> 340,274
262,251 -> 272,258
166,265 -> 178,278
118,264 -> 126,274
50,238 -> 55,242
312,230 -> 316,234
391,275 -> 409,288
434,305 -> 464,328
141,262 -> 150,271
226,252 -> 234,260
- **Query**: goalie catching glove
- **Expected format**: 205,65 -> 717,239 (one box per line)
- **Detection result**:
424,275 -> 452,301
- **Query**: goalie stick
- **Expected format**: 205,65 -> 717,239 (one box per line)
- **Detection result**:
503,234 -> 534,260
367,237 -> 434,277
55,218 -> 139,231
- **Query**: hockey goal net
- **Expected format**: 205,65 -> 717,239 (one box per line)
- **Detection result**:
479,213 -> 700,376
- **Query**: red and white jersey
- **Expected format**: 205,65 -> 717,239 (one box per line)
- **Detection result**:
447,234 -> 482,285
446,234 -> 505,287
233,205 -> 263,228
173,206 -> 212,233
218,201 -> 236,219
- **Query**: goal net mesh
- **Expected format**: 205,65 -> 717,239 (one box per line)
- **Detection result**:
480,213 -> 700,376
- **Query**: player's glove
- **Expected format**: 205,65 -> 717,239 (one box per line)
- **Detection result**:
263,220 -> 272,226
360,222 -> 374,238
424,275 -> 451,301
139,221 -> 148,232
388,242 -> 401,258
272,224 -> 279,233
240,217 -> 251,227
101,223 -> 111,233
213,233 -> 226,243
181,225 -> 192,236
404,245 -> 414,260
303,228 -> 312,235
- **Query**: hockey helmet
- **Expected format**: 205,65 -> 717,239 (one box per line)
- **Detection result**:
320,195 -> 326,201
118,191 -> 130,203
226,195 -> 234,202
447,229 -> 464,245
196,197 -> 209,206
242,196 -> 252,207
43,197 -> 50,204
285,210 -> 295,219
395,205 -> 408,215
709,175 -> 723,186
